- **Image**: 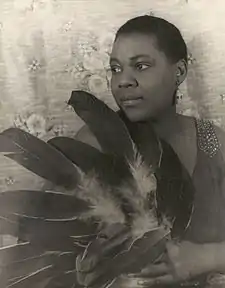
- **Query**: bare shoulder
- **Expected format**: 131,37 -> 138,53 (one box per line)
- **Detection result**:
75,125 -> 102,151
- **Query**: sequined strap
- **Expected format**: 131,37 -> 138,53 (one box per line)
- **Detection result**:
195,118 -> 221,158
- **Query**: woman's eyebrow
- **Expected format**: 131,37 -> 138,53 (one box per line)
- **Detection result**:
109,57 -> 119,64
130,54 -> 153,61
110,54 -> 153,64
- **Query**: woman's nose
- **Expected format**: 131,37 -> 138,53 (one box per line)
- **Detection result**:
118,74 -> 138,88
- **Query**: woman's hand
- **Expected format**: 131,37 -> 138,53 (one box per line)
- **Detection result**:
76,230 -> 219,288
123,241 -> 215,287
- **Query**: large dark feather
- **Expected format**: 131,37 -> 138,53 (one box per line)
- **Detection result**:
156,140 -> 195,238
68,91 -> 134,161
117,111 -> 162,169
48,137 -> 132,186
0,190 -> 89,220
8,277 -> 52,288
0,128 -> 79,189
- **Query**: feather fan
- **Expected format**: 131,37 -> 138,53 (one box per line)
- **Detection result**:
0,90 -> 195,288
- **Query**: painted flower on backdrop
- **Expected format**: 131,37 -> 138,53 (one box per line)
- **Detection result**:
64,62 -> 86,77
14,113 -> 47,138
26,114 -> 46,137
75,32 -> 99,56
50,123 -> 67,137
63,21 -> 73,32
28,59 -> 41,72
220,94 -> 225,104
14,114 -> 30,131
187,53 -> 196,65
82,51 -> 105,71
88,74 -> 108,94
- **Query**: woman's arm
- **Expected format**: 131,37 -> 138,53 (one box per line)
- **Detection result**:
121,241 -> 225,287
210,241 -> 225,273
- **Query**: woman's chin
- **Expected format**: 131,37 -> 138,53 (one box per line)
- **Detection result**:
122,109 -> 150,123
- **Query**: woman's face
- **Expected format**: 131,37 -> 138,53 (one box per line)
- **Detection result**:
110,33 -> 178,122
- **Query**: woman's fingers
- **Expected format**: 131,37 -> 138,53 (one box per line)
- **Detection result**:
132,263 -> 170,278
135,274 -> 175,287
110,275 -> 145,288
116,274 -> 176,288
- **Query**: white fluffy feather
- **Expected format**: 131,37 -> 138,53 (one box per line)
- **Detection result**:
118,150 -> 159,238
129,151 -> 157,200
73,148 -> 161,239
75,168 -> 125,225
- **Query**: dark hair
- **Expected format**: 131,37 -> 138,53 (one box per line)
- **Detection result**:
115,15 -> 188,64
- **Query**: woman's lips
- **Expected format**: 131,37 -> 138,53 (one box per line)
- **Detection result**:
121,97 -> 143,107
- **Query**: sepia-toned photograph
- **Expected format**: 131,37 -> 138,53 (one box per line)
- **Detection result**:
0,0 -> 225,287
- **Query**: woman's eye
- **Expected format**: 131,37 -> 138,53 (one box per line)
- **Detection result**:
136,63 -> 151,71
110,66 -> 122,74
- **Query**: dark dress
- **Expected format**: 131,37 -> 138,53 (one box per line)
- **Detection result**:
168,118 -> 225,287
181,119 -> 225,287
185,119 -> 225,244
118,111 -> 225,287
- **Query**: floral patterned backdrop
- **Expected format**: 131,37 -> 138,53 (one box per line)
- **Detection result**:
0,0 -> 225,245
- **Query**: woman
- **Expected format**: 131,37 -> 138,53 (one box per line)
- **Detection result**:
76,15 -> 225,287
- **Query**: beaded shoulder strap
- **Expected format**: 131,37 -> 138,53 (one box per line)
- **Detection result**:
195,118 -> 221,158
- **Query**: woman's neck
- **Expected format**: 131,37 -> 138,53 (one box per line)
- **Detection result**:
151,106 -> 180,140
117,106 -> 183,141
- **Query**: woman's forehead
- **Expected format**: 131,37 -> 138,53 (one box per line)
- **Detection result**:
110,33 -> 161,61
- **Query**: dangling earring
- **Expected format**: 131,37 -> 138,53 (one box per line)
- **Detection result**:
175,72 -> 183,104
176,88 -> 183,104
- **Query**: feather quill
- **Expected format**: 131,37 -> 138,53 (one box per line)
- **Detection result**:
0,242 -> 44,267
6,264 -> 53,288
0,252 -> 57,286
2,252 -> 79,288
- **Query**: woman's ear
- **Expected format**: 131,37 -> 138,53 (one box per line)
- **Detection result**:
176,59 -> 188,85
